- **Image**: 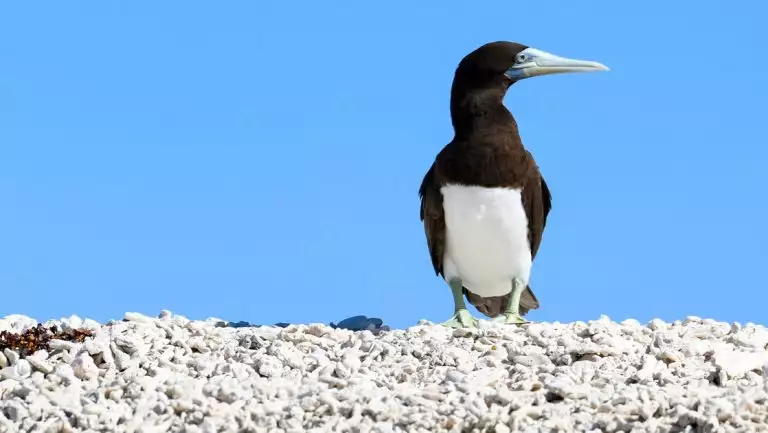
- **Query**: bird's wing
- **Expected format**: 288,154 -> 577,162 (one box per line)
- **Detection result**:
522,171 -> 552,260
418,162 -> 446,276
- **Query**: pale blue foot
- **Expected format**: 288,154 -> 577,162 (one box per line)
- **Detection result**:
440,277 -> 478,328
492,312 -> 527,325
442,308 -> 478,328
493,278 -> 528,326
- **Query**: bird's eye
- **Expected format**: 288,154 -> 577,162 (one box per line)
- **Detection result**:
517,53 -> 528,63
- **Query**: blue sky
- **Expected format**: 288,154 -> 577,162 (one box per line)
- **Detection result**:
1,1 -> 765,329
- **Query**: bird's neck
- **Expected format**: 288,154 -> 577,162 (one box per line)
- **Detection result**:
450,86 -> 518,136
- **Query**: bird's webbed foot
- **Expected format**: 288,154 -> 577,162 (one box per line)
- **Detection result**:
440,277 -> 478,328
492,277 -> 529,326
441,308 -> 478,328
492,312 -> 527,325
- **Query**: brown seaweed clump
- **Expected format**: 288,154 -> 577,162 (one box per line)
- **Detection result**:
0,324 -> 94,357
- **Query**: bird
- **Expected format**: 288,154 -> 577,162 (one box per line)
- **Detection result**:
419,41 -> 607,328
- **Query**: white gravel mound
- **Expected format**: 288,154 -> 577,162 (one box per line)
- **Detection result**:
1,311 -> 768,433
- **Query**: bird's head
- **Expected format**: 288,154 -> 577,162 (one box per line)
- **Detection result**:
454,41 -> 608,91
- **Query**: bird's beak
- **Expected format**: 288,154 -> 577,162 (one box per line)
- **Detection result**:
505,47 -> 608,80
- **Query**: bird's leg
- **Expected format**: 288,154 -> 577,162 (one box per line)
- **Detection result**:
441,277 -> 478,328
493,278 -> 527,325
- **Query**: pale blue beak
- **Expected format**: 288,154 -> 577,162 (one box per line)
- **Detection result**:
505,48 -> 609,80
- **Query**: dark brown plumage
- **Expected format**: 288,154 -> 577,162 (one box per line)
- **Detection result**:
418,41 -> 553,318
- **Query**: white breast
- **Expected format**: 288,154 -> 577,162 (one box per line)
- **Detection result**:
440,184 -> 532,298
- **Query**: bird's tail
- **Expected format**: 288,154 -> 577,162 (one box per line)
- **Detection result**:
464,285 -> 540,318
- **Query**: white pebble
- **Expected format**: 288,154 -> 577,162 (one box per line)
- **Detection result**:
0,359 -> 31,381
26,352 -> 55,374
3,349 -> 19,366
123,312 -> 156,323
71,353 -> 100,380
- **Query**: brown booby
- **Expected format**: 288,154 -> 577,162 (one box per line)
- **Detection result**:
419,42 -> 607,328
